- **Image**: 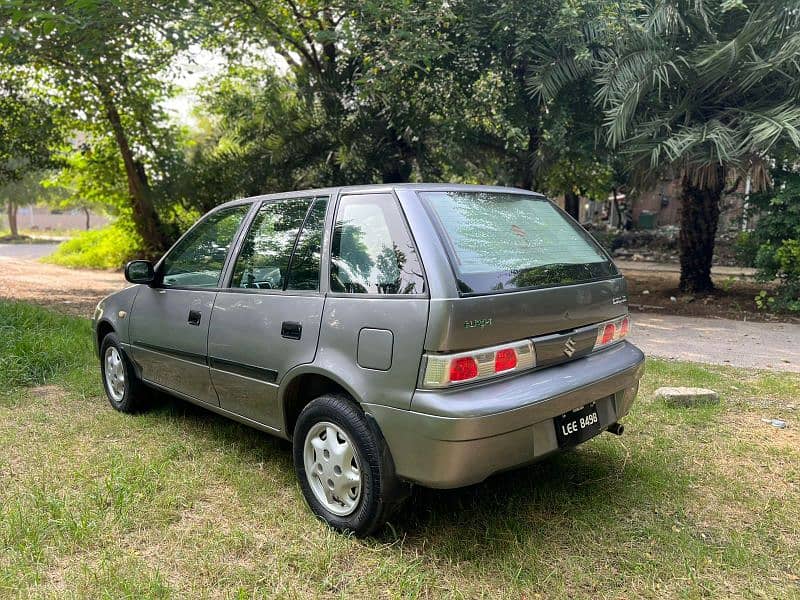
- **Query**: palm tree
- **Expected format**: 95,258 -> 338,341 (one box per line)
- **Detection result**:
595,0 -> 800,292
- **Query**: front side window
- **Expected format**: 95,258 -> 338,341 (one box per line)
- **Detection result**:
231,197 -> 317,290
161,205 -> 249,288
330,194 -> 425,295
420,191 -> 616,294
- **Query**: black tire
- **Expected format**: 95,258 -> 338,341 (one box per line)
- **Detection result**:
293,393 -> 405,536
99,332 -> 146,413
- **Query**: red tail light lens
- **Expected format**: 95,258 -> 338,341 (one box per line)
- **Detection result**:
600,323 -> 616,345
619,316 -> 630,337
494,348 -> 518,372
594,314 -> 631,350
449,356 -> 478,382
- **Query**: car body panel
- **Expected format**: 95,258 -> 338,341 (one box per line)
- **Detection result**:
128,287 -> 218,404
366,342 -> 644,488
208,291 -> 325,429
314,296 -> 429,411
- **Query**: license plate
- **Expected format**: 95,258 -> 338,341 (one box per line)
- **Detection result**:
554,403 -> 602,447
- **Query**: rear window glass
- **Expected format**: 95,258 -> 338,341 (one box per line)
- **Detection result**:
420,191 -> 616,294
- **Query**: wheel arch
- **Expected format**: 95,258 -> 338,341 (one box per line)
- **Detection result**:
96,319 -> 116,353
279,366 -> 364,440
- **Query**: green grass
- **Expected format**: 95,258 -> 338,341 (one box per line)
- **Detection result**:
1,299 -> 799,598
44,223 -> 142,269
0,300 -> 96,394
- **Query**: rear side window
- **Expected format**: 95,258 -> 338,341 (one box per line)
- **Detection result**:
420,191 -> 616,294
231,198 -> 314,290
330,194 -> 425,295
286,197 -> 328,291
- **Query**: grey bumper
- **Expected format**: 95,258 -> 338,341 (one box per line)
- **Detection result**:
365,341 -> 645,489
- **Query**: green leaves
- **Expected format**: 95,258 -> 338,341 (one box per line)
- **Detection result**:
595,0 -> 800,186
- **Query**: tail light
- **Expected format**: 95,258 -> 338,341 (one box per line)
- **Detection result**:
594,314 -> 631,350
422,340 -> 536,389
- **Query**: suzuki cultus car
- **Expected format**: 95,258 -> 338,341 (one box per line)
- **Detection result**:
93,184 -> 644,535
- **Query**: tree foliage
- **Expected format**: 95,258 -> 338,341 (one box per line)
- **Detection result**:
594,0 -> 800,291
1,0 -> 198,253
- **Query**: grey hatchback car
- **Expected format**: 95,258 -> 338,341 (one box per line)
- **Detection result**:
93,184 -> 644,535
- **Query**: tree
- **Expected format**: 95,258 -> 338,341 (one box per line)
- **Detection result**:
1,0 -> 198,254
198,0 -> 457,189
0,171 -> 64,237
45,142 -> 127,231
595,0 -> 800,292
0,70 -> 59,237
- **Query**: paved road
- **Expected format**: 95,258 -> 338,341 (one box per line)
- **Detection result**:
0,242 -> 60,259
628,313 -> 800,372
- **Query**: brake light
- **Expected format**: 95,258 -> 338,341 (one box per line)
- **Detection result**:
594,314 -> 631,350
494,348 -> 518,372
600,323 -> 615,345
422,340 -> 536,389
449,356 -> 478,381
619,316 -> 630,337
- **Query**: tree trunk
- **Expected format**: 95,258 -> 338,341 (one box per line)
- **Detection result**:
99,86 -> 167,256
381,128 -> 415,183
83,206 -> 90,230
679,169 -> 724,293
520,125 -> 540,191
564,189 -> 580,220
7,201 -> 18,237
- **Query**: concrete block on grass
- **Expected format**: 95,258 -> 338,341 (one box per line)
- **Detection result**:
655,387 -> 720,408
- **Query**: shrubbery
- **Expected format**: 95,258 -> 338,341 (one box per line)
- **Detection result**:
745,169 -> 800,312
46,220 -> 142,269
0,300 -> 94,390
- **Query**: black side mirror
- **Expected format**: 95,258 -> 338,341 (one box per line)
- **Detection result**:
124,260 -> 155,284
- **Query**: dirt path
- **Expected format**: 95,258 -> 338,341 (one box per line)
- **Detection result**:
0,256 -> 125,317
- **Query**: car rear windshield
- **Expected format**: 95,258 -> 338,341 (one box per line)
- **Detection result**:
420,191 -> 617,294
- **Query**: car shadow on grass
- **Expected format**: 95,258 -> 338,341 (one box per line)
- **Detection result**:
147,392 -> 683,563
383,444 -> 681,562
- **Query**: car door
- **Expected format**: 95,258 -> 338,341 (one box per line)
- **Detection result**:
128,203 -> 251,404
208,196 -> 328,430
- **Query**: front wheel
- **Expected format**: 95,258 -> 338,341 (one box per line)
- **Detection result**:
293,394 -> 403,536
100,333 -> 146,413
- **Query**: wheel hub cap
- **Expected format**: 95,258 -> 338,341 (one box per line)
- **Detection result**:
303,421 -> 362,516
104,346 -> 125,402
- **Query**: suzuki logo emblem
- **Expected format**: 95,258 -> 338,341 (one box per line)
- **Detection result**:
563,336 -> 577,358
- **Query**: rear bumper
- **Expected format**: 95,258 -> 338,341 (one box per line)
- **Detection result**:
365,341 -> 645,489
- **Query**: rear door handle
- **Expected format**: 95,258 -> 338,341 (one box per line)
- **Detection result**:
281,321 -> 302,340
188,310 -> 202,326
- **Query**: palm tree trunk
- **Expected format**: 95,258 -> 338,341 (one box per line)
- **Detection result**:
679,169 -> 723,293
564,189 -> 580,220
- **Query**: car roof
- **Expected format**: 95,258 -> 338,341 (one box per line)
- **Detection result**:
212,183 -> 546,211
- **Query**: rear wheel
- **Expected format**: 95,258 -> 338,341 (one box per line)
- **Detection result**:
100,332 -> 146,413
293,393 -> 404,536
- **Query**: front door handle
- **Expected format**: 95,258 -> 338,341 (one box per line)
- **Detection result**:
281,321 -> 302,340
188,310 -> 202,326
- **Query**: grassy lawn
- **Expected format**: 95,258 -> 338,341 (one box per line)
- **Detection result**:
1,299 -> 798,598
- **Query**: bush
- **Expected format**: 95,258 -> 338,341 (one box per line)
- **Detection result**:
45,221 -> 142,269
747,168 -> 800,312
733,231 -> 759,267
